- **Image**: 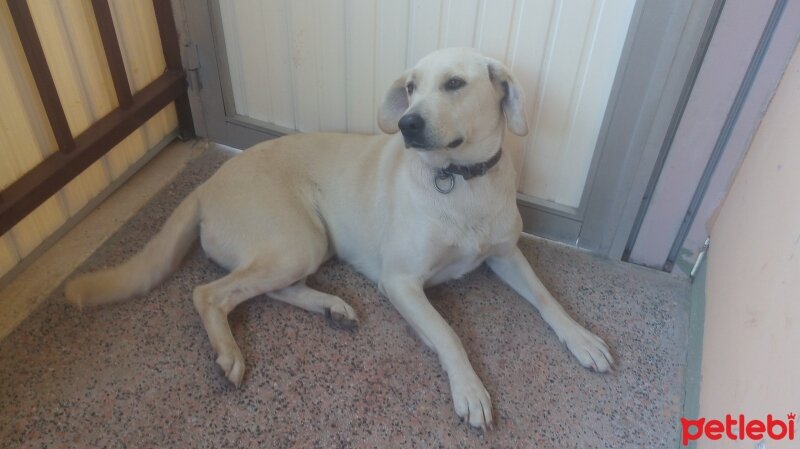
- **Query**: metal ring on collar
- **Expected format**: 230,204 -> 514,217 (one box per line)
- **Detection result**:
434,171 -> 455,194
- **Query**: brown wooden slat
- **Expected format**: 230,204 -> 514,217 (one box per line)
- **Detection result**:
152,0 -> 195,139
0,71 -> 187,235
151,0 -> 182,69
7,0 -> 75,152
90,0 -> 133,108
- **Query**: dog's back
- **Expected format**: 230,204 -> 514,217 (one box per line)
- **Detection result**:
65,132 -> 394,305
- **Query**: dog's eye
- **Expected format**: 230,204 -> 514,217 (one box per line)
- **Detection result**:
444,77 -> 466,91
406,82 -> 415,95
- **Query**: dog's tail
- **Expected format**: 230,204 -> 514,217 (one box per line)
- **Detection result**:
65,191 -> 201,307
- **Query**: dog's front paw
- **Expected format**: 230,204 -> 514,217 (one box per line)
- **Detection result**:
216,346 -> 245,387
563,325 -> 614,372
450,372 -> 493,430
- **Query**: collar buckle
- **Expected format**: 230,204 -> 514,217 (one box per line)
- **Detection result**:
432,148 -> 502,194
434,170 -> 455,194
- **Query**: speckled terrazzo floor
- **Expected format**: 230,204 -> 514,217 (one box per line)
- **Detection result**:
0,145 -> 690,449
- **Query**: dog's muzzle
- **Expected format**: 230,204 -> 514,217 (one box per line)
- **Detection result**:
398,113 -> 463,150
398,113 -> 429,149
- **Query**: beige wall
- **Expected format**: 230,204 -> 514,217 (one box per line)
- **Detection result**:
0,0 -> 178,280
699,43 -> 800,448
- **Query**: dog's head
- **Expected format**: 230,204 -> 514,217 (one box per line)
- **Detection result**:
378,48 -> 528,162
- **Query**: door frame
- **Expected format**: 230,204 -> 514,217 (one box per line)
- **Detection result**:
177,0 -> 722,259
624,0 -> 800,273
575,0 -> 723,258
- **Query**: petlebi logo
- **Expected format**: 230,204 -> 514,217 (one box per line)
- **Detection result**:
681,413 -> 796,446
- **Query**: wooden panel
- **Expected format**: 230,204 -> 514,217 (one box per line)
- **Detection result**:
31,0 -> 125,216
107,0 -> 178,171
6,0 -> 74,152
218,0 -> 636,207
0,0 -> 70,260
109,0 -> 175,144
0,71 -> 186,236
0,1 -> 58,189
0,0 -> 179,266
29,0 -> 114,134
91,0 -> 133,108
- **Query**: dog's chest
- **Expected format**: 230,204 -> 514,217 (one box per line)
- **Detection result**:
428,245 -> 488,286
425,212 -> 515,286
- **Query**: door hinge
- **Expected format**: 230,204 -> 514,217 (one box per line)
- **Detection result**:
690,237 -> 710,279
184,42 -> 201,91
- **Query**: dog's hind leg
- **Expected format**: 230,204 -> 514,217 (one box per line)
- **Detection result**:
269,281 -> 358,328
192,260 -> 316,386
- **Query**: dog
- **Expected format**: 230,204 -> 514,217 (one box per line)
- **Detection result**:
65,47 -> 613,430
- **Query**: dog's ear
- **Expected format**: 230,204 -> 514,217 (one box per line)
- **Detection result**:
487,60 -> 528,136
378,74 -> 409,134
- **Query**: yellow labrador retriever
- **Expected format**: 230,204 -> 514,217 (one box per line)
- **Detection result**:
65,47 -> 612,429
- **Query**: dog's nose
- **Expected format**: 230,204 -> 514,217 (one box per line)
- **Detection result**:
398,113 -> 425,136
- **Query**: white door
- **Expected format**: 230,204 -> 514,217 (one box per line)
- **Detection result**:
216,0 -> 635,209
183,0 -> 721,257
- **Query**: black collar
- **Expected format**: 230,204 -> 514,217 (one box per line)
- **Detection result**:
440,148 -> 502,180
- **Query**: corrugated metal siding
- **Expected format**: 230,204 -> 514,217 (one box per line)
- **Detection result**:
219,0 -> 635,207
0,0 -> 178,279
